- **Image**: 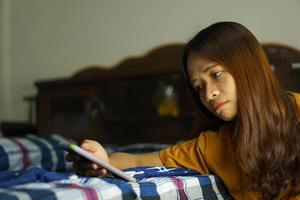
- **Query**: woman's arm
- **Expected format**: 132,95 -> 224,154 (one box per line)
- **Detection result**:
66,139 -> 163,176
109,151 -> 163,170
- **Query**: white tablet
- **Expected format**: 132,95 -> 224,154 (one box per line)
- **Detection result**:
60,142 -> 136,182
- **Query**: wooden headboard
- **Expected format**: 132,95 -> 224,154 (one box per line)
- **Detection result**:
35,43 -> 300,145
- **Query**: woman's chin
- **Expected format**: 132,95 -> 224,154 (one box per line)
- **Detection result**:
217,110 -> 235,121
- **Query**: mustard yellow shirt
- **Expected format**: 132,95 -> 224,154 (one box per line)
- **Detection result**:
159,93 -> 300,200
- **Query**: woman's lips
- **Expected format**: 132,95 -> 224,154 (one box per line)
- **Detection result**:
212,101 -> 227,112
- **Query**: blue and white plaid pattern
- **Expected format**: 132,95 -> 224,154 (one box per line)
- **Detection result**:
0,135 -> 232,199
0,135 -> 170,173
0,167 -> 232,200
0,134 -> 72,172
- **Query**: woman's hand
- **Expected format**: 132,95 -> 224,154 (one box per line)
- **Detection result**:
66,139 -> 163,177
65,139 -> 110,177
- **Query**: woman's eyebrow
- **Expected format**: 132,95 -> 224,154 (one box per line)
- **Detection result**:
190,64 -> 218,86
203,64 -> 218,73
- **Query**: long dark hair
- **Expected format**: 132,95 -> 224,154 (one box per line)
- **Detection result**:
182,21 -> 300,199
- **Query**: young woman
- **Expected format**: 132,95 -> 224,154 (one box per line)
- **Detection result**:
66,22 -> 300,199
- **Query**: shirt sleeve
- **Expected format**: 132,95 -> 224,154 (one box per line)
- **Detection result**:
159,131 -> 212,174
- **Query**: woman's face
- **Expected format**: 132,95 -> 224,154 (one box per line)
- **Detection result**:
187,53 -> 238,121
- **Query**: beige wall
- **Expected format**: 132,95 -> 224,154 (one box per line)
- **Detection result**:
0,0 -> 12,121
1,0 -> 300,121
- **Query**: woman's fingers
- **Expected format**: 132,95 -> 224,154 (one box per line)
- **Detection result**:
81,140 -> 100,153
64,140 -> 110,177
75,168 -> 109,177
65,153 -> 82,162
73,161 -> 97,170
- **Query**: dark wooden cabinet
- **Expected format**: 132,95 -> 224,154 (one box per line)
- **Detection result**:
36,73 -> 197,145
263,44 -> 300,92
35,44 -> 200,145
35,44 -> 300,145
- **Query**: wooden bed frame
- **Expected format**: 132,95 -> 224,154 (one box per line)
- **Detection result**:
35,43 -> 300,145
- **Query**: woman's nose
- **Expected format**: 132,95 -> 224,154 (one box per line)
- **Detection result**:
204,85 -> 220,102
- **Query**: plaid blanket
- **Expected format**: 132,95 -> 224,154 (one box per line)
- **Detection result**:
0,134 -> 72,172
0,166 -> 232,200
0,134 -> 168,172
0,135 -> 232,199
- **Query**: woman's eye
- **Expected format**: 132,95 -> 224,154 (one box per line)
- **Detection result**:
213,71 -> 223,78
195,85 -> 203,93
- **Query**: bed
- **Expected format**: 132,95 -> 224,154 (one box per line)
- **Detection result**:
1,43 -> 300,200
0,134 -> 231,199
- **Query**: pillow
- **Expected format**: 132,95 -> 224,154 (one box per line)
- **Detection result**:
0,134 -> 72,172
